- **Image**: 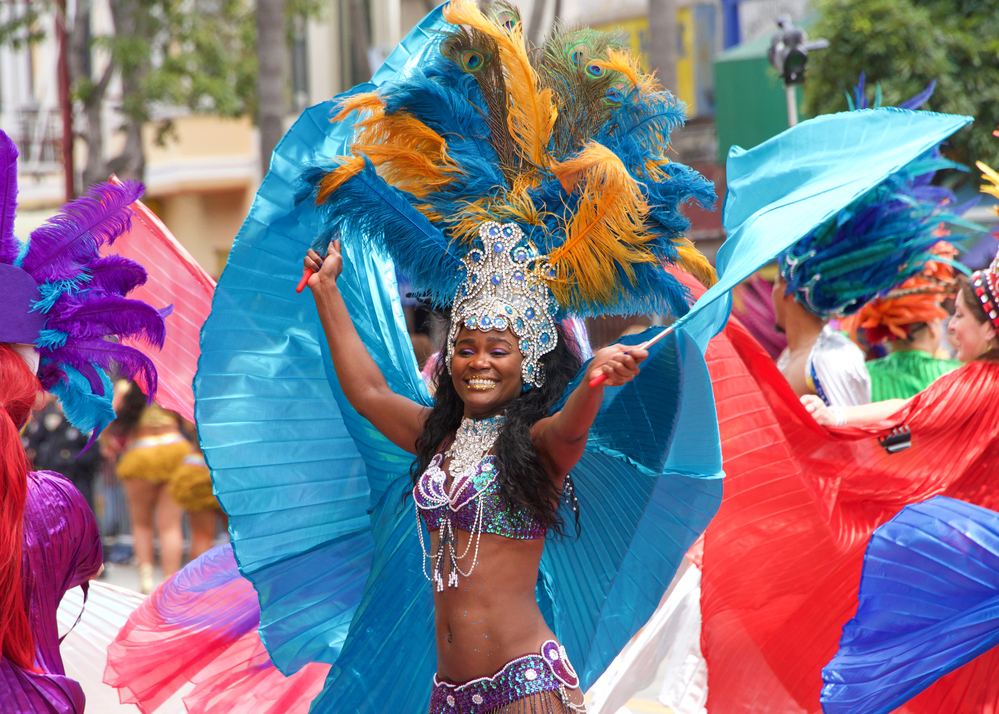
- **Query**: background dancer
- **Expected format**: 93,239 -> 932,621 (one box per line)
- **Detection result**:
841,242 -> 963,400
106,382 -> 189,594
804,246 -> 998,426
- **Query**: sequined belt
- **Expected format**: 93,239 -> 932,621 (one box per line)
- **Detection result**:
429,640 -> 580,713
126,432 -> 188,452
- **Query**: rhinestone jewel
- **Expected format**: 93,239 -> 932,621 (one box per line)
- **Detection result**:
472,694 -> 484,705
525,668 -> 537,681
447,694 -> 456,707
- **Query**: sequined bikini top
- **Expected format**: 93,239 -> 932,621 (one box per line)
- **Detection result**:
414,454 -> 547,540
413,451 -> 547,591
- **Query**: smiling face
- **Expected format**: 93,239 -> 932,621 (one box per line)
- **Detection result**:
450,327 -> 524,419
949,289 -> 998,363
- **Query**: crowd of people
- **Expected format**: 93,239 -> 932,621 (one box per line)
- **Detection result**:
2,2 -> 999,714
19,379 -> 226,595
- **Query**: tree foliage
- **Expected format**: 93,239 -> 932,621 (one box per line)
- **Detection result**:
803,0 -> 999,174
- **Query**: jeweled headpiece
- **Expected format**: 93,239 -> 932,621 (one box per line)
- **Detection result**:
971,251 -> 999,330
302,0 -> 719,387
446,222 -> 557,386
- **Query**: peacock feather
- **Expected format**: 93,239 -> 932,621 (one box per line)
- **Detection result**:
302,0 -> 717,322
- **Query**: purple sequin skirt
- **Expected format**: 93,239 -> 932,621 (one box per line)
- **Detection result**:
430,640 -> 583,714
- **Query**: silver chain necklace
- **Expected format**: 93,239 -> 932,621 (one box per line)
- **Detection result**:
444,415 -> 504,477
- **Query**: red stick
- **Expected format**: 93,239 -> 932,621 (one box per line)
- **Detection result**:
296,269 -> 312,294
587,324 -> 677,388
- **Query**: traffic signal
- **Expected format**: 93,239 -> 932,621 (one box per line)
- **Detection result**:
767,16 -> 829,86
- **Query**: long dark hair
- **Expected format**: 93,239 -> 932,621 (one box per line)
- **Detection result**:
956,275 -> 999,363
110,381 -> 152,437
411,320 -> 584,537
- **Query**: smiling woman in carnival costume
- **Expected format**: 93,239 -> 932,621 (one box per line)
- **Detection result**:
298,2 -> 720,709
0,130 -> 166,713
191,1 -> 727,712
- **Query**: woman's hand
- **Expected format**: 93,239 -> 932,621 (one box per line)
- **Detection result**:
587,344 -> 648,388
304,239 -> 344,290
801,394 -> 842,426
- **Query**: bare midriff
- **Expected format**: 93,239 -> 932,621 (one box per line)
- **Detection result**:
431,528 -> 553,684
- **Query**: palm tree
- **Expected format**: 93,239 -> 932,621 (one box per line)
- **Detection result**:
257,0 -> 287,177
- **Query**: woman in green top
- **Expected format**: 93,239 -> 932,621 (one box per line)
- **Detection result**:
842,243 -> 962,400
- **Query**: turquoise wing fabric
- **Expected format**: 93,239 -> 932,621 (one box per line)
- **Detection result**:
545,327 -> 723,689
677,108 -> 972,351
195,8 -> 446,677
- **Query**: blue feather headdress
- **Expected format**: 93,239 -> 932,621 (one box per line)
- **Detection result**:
779,76 -> 979,318
299,0 -> 716,330
0,131 -> 167,449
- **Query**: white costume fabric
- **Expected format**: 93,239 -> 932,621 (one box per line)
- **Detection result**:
777,324 -> 871,406
586,559 -> 707,714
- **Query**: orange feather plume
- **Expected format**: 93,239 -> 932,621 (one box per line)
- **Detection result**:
316,156 -> 366,204
446,187 -> 549,246
674,237 -> 718,287
591,48 -> 659,96
332,92 -> 383,123
443,0 -> 556,170
549,141 -> 655,308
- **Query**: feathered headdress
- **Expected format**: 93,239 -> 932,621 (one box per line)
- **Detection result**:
0,131 -> 167,449
779,75 -> 978,319
300,0 -> 715,385
840,241 -> 962,343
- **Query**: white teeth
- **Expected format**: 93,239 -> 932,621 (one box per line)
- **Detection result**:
466,378 -> 497,389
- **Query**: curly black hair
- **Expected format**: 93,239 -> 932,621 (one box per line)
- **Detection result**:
411,320 -> 584,537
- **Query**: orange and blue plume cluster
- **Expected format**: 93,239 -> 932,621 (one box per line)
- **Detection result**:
300,0 -> 716,319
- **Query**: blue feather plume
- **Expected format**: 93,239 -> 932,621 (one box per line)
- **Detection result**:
306,157 -> 464,305
380,64 -> 504,194
779,154 -> 977,317
21,180 -> 144,283
48,363 -> 116,453
46,337 -> 157,401
0,131 -> 19,265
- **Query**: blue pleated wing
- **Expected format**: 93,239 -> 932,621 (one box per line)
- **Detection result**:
545,327 -> 723,689
678,108 -> 972,351
195,7 -> 447,679
821,496 -> 999,714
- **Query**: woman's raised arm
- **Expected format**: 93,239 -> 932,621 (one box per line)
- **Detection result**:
531,344 -> 647,478
306,240 -> 428,453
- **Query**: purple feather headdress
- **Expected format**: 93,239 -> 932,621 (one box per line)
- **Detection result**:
0,130 -> 167,449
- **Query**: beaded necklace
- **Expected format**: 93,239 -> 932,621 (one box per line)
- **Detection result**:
416,415 -> 503,590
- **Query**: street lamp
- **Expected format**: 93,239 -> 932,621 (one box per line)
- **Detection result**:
767,16 -> 828,127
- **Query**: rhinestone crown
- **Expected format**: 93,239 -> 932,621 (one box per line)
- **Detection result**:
446,222 -> 558,387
